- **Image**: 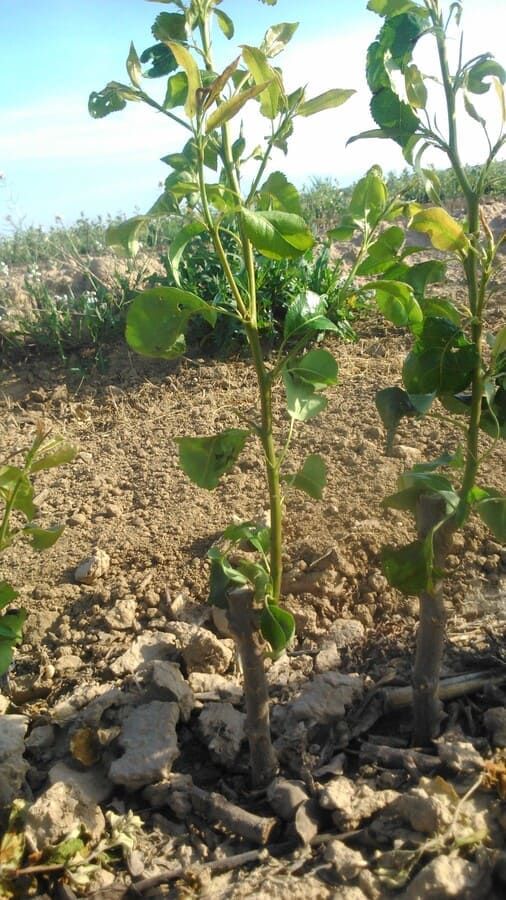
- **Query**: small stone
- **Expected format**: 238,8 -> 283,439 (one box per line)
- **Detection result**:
75,549 -> 110,584
324,839 -> 367,881
397,779 -> 455,834
168,623 -> 233,675
110,631 -> 177,676
103,596 -> 137,631
26,724 -> 55,750
484,707 -> 506,748
197,702 -> 246,767
290,673 -> 363,724
25,782 -> 105,850
104,503 -> 121,518
109,701 -> 180,789
68,513 -> 86,526
267,777 -> 308,820
404,855 -> 490,899
187,672 -> 242,702
0,714 -> 29,805
436,739 -> 484,773
392,444 -> 421,464
55,654 -> 83,675
150,660 -> 194,721
48,761 -> 112,804
314,642 -> 341,673
319,777 -> 399,830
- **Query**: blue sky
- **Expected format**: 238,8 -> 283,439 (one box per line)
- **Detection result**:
1,0 -> 504,228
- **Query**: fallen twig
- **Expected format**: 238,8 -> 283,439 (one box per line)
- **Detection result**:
189,784 -> 278,845
382,668 -> 506,712
359,740 -> 440,774
129,847 -> 268,895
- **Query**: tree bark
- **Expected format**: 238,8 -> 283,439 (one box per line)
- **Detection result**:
227,587 -> 278,787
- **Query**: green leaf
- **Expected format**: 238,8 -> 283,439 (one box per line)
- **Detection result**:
382,538 -> 432,595
260,605 -> 295,656
24,524 -> 64,550
168,221 -> 207,285
167,41 -> 202,118
0,609 -> 28,646
420,296 -> 461,325
126,287 -> 217,359
126,43 -> 142,88
259,171 -> 302,215
349,167 -> 388,226
163,71 -> 188,108
261,22 -> 298,57
31,441 -> 77,473
405,63 -> 427,108
0,641 -> 15,675
370,88 -> 420,146
412,448 -> 464,473
140,42 -> 178,78
205,81 -> 270,133
367,0 -> 425,15
375,386 -> 417,452
214,8 -> 234,39
0,582 -> 19,611
176,429 -> 249,490
475,489 -> 506,541
152,12 -> 187,43
207,549 -> 271,607
222,522 -> 270,555
106,216 -> 148,257
298,89 -> 355,117
283,291 -> 337,340
289,349 -> 338,389
45,836 -> 86,867
241,45 -> 281,119
242,209 -> 314,260
284,454 -> 327,499
492,326 -> 506,360
0,468 -> 37,520
404,260 -> 446,298
356,226 -> 405,275
467,57 -> 506,95
410,208 -> 470,253
366,280 -> 423,332
88,82 -> 140,118
283,370 -> 327,422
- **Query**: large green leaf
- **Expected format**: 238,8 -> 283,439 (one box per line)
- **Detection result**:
367,0 -> 425,15
167,41 -> 202,118
0,468 -> 36,520
168,221 -> 207,285
259,172 -> 302,215
298,89 -> 355,117
260,604 -> 295,656
410,208 -> 470,253
222,521 -> 271,555
106,216 -> 148,256
241,45 -> 281,118
31,441 -> 77,473
283,291 -> 337,340
356,226 -> 405,275
349,167 -> 387,225
126,287 -> 217,359
23,525 -> 64,550
284,454 -> 327,500
207,547 -> 270,607
242,209 -> 314,260
289,349 -> 338,389
370,88 -> 420,146
404,260 -> 446,298
0,609 -> 27,647
214,8 -> 234,39
0,582 -> 19,611
382,537 -> 433,595
176,429 -> 249,490
405,63 -> 427,108
88,82 -> 140,118
152,11 -> 187,42
261,22 -> 298,57
475,489 -> 506,541
205,81 -> 270,132
375,386 -> 418,452
365,280 -> 422,332
283,370 -> 327,422
467,57 -> 506,95
163,71 -> 188,108
140,42 -> 178,78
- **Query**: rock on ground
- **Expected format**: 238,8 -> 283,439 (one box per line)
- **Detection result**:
109,701 -> 180,789
48,761 -> 112,804
290,673 -> 364,724
0,714 -> 29,805
110,631 -> 177,676
25,782 -> 105,850
197,702 -> 246,767
74,549 -> 110,584
149,659 -> 194,721
403,855 -> 490,899
319,776 -> 399,830
167,622 -> 234,675
484,707 -> 506,747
